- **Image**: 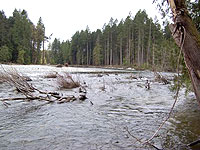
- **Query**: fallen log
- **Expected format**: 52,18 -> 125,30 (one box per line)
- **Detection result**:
187,139 -> 200,147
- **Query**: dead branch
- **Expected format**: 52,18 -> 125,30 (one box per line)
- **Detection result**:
125,127 -> 163,150
56,64 -> 63,68
143,51 -> 182,145
0,97 -> 29,101
154,72 -> 170,84
142,76 -> 181,144
57,73 -> 80,89
0,68 -> 86,106
187,139 -> 200,147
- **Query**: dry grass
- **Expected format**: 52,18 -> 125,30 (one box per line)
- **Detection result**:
57,73 -> 80,89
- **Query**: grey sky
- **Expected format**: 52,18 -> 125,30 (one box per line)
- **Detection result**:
1,0 -> 161,42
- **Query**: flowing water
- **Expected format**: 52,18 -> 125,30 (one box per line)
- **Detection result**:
0,65 -> 199,150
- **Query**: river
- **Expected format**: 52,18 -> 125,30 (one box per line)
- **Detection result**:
0,65 -> 199,150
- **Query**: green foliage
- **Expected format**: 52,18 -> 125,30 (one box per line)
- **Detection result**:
93,42 -> 102,65
0,9 -> 46,64
123,58 -> 129,66
153,0 -> 200,31
17,48 -> 25,64
187,0 -> 200,32
180,59 -> 193,95
0,46 -> 11,62
10,9 -> 33,62
0,11 -> 10,48
24,52 -> 31,65
169,55 -> 192,95
0,8 -> 183,72
153,0 -> 199,94
51,38 -> 61,64
50,9 -> 178,71
35,17 -> 45,64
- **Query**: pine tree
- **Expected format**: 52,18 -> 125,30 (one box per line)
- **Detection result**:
93,36 -> 102,66
0,46 -> 11,62
35,17 -> 45,64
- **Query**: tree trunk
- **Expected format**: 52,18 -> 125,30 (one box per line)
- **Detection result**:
120,38 -> 123,65
132,30 -> 134,65
87,41 -> 89,65
107,36 -> 110,65
147,22 -> 151,66
42,40 -> 45,65
168,0 -> 200,104
129,34 -> 131,65
141,29 -> 144,65
82,50 -> 84,65
110,32 -> 113,65
137,28 -> 141,66
126,37 -> 129,64
152,42 -> 155,67
104,41 -> 107,65
161,47 -> 166,71
89,42 -> 92,65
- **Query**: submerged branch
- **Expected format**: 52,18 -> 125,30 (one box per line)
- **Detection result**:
0,67 -> 87,106
187,139 -> 200,147
125,127 -> 163,150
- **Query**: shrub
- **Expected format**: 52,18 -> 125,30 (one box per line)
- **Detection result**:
57,73 -> 80,89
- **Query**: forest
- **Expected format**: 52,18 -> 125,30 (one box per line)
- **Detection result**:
0,8 -> 180,71
0,1 -> 199,71
1,0 -> 200,149
0,1 -> 199,72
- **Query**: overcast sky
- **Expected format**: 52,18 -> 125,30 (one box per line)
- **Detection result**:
1,0 -> 161,42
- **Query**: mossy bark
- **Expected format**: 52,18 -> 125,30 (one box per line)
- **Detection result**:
168,0 -> 200,104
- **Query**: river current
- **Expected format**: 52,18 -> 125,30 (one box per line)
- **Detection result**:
0,65 -> 199,150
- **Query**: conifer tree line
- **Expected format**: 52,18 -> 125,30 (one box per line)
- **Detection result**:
51,10 -> 179,71
0,9 -> 45,64
0,8 -> 180,71
1,0 -> 199,71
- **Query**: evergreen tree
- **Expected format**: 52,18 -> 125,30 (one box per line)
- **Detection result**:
0,8 -> 181,70
35,17 -> 45,64
0,11 -> 9,47
93,36 -> 102,66
17,48 -> 25,64
9,9 -> 32,63
0,46 -> 11,62
51,38 -> 61,64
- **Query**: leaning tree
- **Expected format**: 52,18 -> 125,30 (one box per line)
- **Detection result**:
160,0 -> 200,104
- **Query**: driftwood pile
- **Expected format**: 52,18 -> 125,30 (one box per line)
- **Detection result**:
154,72 -> 170,84
0,69 -> 86,107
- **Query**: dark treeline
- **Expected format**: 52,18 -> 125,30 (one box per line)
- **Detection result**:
51,10 -> 179,71
0,9 -> 181,71
1,1 -> 199,72
0,9 -> 45,64
0,8 -> 180,71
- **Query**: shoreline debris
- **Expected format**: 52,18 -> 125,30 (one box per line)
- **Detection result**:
0,68 -> 86,107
